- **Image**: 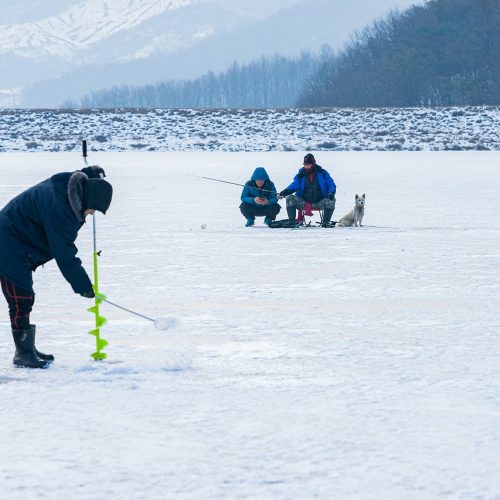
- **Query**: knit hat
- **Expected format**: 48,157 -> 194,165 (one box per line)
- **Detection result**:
82,178 -> 113,214
303,153 -> 316,165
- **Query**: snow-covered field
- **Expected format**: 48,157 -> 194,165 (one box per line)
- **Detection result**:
1,106 -> 499,153
1,151 -> 499,499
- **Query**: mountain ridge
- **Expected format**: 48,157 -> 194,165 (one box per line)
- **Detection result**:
0,0 -> 196,59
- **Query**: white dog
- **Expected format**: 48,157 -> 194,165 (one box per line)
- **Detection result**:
336,194 -> 365,227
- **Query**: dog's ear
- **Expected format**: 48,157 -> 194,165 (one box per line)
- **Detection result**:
362,193 -> 365,198
355,194 -> 359,199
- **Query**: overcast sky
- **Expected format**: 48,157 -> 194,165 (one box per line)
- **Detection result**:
1,0 -> 424,25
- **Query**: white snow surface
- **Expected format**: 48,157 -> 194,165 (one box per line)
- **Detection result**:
1,106 -> 499,152
0,151 -> 499,499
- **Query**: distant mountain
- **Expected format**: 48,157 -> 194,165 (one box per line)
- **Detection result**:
0,0 -> 194,60
0,0 -> 283,106
0,0 -> 420,107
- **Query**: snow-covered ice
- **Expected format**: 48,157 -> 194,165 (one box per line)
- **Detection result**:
154,316 -> 179,331
0,151 -> 499,499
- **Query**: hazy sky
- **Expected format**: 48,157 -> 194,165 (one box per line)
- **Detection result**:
1,0 -> 424,25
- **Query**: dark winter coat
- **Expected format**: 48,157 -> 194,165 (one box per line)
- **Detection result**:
282,165 -> 336,199
302,174 -> 323,204
0,167 -> 102,294
241,167 -> 278,206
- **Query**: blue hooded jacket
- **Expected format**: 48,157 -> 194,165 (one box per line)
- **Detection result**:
241,167 -> 278,206
0,167 -> 103,294
284,164 -> 336,198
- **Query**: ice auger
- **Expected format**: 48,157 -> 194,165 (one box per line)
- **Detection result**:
82,140 -> 108,360
87,228 -> 108,360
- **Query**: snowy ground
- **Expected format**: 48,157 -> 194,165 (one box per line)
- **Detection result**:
1,106 -> 499,153
0,151 -> 499,499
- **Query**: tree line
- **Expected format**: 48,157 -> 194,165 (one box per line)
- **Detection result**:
69,51 -> 330,109
299,0 -> 500,107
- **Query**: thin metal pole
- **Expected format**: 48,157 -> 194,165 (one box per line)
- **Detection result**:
93,214 -> 97,253
97,295 -> 155,323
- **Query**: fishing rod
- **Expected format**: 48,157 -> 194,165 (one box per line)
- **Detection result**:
187,173 -> 278,195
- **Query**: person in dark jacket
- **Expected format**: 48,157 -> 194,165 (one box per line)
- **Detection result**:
278,153 -> 336,227
0,166 -> 113,368
240,166 -> 281,227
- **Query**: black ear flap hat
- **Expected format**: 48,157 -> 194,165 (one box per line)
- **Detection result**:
83,178 -> 113,214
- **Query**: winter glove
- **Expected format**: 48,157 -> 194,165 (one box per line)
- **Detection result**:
80,289 -> 95,298
328,192 -> 335,200
81,165 -> 106,179
279,189 -> 292,198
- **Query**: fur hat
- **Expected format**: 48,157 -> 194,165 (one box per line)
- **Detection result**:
82,178 -> 113,214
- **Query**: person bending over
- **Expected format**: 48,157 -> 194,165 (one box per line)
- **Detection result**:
0,166 -> 113,368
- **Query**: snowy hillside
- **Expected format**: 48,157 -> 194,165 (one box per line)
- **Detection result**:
0,106 -> 498,152
0,151 -> 499,498
0,0 -> 193,58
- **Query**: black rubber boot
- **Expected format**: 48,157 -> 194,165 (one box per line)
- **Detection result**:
12,327 -> 50,369
31,324 -> 54,363
286,205 -> 297,222
322,208 -> 334,227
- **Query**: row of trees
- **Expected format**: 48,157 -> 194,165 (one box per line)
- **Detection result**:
68,0 -> 498,109
70,51 -> 329,109
299,0 -> 500,107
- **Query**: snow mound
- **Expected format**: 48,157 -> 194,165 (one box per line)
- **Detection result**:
154,316 -> 178,331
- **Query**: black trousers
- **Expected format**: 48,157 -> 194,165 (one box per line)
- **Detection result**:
240,202 -> 281,220
1,276 -> 34,330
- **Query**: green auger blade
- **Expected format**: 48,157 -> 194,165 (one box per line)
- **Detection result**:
91,351 -> 108,360
97,338 -> 109,351
96,315 -> 107,328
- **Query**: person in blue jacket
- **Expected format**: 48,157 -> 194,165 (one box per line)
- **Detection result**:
0,166 -> 112,368
278,153 -> 336,227
240,167 -> 281,227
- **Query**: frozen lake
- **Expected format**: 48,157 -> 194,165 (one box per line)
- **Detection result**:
0,151 -> 499,499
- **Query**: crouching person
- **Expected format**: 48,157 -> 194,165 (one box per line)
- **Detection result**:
279,153 -> 336,227
240,167 -> 280,227
0,166 -> 113,368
